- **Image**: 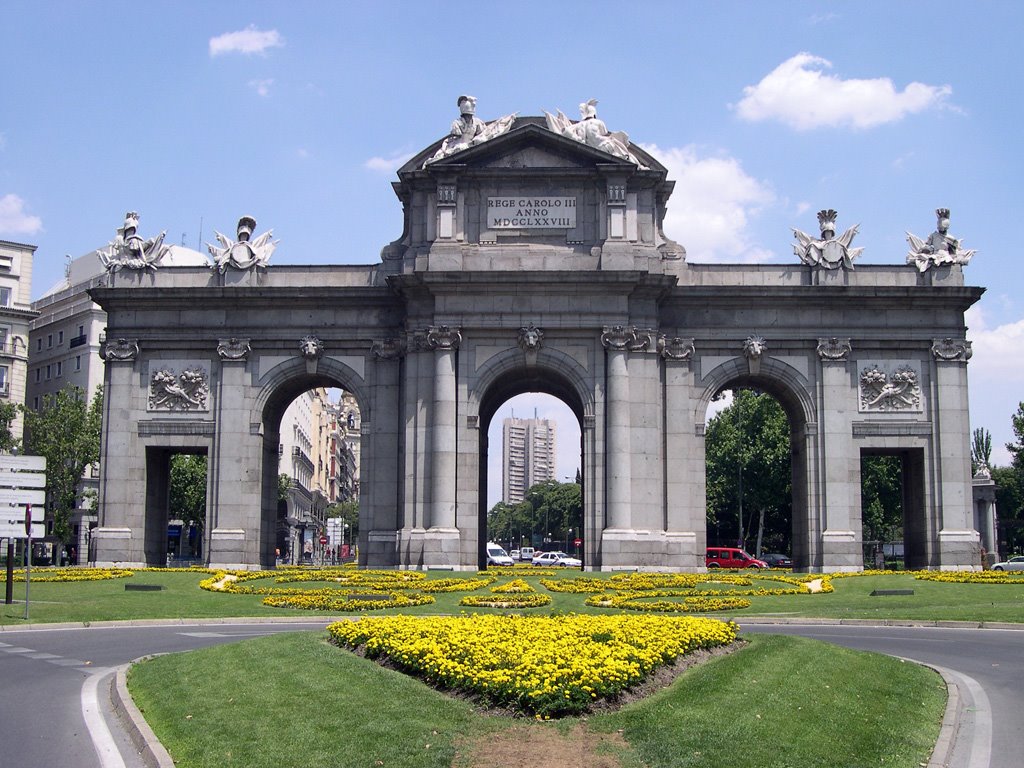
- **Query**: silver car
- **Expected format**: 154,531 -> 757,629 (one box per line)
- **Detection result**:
991,555 -> 1024,571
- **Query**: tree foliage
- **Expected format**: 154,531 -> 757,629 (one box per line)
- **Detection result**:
0,400 -> 19,453
861,455 -> 903,542
705,390 -> 791,553
487,480 -> 582,549
169,454 -> 207,527
326,500 -> 359,539
21,385 -> 103,545
972,427 -> 992,475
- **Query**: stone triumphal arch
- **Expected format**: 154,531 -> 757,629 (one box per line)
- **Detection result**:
89,101 -> 984,572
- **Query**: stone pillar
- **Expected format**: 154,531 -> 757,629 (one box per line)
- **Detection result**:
602,327 -> 632,530
662,337 -> 701,569
91,338 -> 146,567
931,338 -> 980,569
208,338 -> 263,570
423,326 -> 462,566
817,339 -> 861,572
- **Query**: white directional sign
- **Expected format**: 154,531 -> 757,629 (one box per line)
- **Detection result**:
0,488 -> 46,506
0,455 -> 46,472
0,506 -> 44,539
0,470 -> 46,489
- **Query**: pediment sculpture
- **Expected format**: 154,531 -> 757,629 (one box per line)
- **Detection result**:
98,211 -> 170,272
208,216 -> 278,273
424,95 -> 516,166
543,99 -> 642,165
906,208 -> 975,272
793,209 -> 863,270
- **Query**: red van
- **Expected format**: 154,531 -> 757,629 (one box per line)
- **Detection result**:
706,547 -> 767,569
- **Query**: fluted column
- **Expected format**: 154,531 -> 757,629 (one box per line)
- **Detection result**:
427,326 -> 461,530
602,327 -> 633,530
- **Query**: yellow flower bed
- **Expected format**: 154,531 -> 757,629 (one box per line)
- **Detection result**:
327,613 -> 738,716
0,567 -> 135,582
264,591 -> 435,611
418,576 -> 495,593
585,591 -> 752,612
915,570 -> 1024,584
491,578 -> 535,594
460,593 -> 551,608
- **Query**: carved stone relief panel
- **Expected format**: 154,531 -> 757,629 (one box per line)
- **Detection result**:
931,338 -> 972,363
148,362 -> 211,412
858,361 -> 922,413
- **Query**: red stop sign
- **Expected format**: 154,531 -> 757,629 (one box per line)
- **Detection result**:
319,535 -> 328,545
574,538 -> 582,546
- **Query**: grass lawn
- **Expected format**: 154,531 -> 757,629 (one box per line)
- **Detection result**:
2,567 -> 1022,626
128,630 -> 946,768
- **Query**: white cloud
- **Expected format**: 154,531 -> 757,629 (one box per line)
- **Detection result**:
209,26 -> 284,57
0,194 -> 42,236
642,143 -> 775,262
965,306 -> 1024,465
735,53 -> 952,130
364,152 -> 414,173
248,79 -> 274,97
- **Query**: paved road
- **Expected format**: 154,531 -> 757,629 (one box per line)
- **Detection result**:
0,619 -> 1019,767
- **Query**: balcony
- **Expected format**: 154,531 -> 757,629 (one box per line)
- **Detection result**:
69,334 -> 88,349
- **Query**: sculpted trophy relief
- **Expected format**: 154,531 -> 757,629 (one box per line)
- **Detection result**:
207,215 -> 278,273
906,208 -> 975,272
98,211 -> 170,272
792,209 -> 863,270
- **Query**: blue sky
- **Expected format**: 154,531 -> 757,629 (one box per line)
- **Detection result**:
3,1 -> 1022,498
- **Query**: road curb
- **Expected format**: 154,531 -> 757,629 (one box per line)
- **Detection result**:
110,659 -> 175,768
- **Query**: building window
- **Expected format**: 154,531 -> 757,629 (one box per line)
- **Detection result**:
36,338 -> 42,352
78,324 -> 85,336
56,361 -> 63,377
47,334 -> 53,348
0,366 -> 7,395
75,355 -> 81,371
45,364 -> 51,380
35,368 -> 41,383
0,287 -> 10,307
58,330 -> 64,344
33,397 -> 38,410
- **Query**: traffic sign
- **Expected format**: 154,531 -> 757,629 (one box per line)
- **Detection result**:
319,535 -> 328,545
0,488 -> 46,506
0,471 -> 46,489
0,455 -> 46,472
574,538 -> 582,546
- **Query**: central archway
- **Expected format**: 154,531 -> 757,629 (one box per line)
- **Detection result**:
475,360 -> 589,570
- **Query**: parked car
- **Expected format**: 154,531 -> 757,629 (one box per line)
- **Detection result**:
486,542 -> 514,567
533,551 -> 564,566
761,553 -> 793,569
991,555 -> 1024,571
706,547 -> 767,569
509,549 -> 520,561
519,547 -> 535,562
555,553 -> 582,567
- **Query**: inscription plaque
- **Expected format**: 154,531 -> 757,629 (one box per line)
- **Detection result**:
487,197 -> 576,229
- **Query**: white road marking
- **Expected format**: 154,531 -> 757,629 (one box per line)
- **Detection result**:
82,669 -> 127,768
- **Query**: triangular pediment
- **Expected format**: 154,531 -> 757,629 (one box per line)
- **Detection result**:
400,118 -> 665,176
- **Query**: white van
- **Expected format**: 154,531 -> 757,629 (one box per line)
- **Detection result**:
486,542 -> 514,566
519,547 -> 535,562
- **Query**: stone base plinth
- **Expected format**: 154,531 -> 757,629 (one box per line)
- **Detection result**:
90,527 -> 145,567
819,529 -> 863,573
937,529 -> 982,571
363,529 -> 399,568
597,529 -> 703,571
208,528 -> 260,571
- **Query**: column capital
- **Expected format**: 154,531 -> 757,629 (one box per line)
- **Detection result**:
816,336 -> 852,361
100,336 -> 139,362
426,325 -> 462,351
217,337 -> 251,361
932,337 -> 972,363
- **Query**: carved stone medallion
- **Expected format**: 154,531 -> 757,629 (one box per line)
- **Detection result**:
658,335 -> 695,360
817,337 -> 852,361
371,337 -> 406,360
426,325 -> 462,351
101,337 -> 140,361
931,338 -> 972,362
217,337 -> 251,361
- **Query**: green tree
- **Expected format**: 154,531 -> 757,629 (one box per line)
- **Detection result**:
169,454 -> 207,527
992,466 -> 1024,554
487,480 -> 582,549
705,389 -> 791,554
21,385 -> 103,550
1008,402 -> 1024,471
861,455 -> 903,542
0,400 -> 19,453
972,427 -> 992,475
326,499 -> 359,540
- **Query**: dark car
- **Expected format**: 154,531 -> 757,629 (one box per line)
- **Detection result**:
761,553 -> 793,569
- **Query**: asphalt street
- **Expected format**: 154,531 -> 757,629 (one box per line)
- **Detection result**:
0,619 -> 1019,767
